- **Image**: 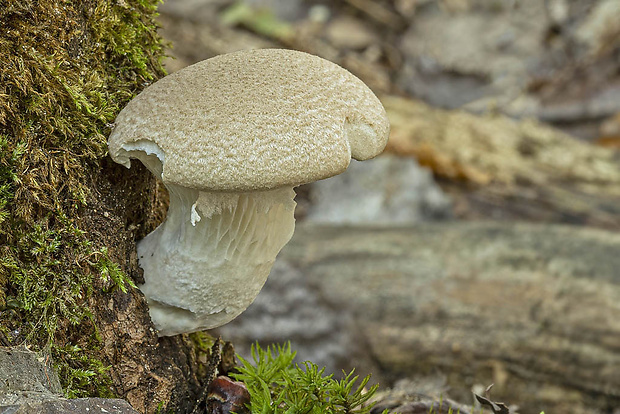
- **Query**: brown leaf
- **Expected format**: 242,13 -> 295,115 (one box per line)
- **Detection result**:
473,384 -> 510,414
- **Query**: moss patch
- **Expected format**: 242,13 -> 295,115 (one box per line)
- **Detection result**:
0,0 -> 164,398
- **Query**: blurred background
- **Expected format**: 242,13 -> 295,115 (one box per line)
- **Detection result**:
156,1 -> 620,413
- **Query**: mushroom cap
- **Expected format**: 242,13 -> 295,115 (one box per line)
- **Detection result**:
108,49 -> 390,192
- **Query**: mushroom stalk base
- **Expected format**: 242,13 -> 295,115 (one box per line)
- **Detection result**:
137,185 -> 296,336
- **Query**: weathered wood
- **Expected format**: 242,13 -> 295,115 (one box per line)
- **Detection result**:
384,96 -> 620,229
274,222 -> 620,414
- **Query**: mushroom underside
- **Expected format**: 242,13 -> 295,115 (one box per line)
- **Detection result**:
120,143 -> 296,336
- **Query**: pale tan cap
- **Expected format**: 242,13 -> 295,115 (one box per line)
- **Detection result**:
108,49 -> 390,192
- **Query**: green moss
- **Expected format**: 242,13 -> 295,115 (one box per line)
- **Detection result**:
190,331 -> 217,354
232,343 -> 385,413
0,0 -> 164,397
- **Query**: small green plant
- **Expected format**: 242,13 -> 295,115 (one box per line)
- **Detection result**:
231,342 -> 385,414
427,395 -> 465,414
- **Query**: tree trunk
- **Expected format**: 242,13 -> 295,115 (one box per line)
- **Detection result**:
0,1 -> 207,412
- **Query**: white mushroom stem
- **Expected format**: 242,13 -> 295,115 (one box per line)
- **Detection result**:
121,146 -> 296,336
139,185 -> 296,336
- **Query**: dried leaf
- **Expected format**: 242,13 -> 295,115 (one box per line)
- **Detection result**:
474,384 -> 510,414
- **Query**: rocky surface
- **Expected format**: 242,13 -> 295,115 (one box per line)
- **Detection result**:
305,155 -> 452,224
0,399 -> 138,414
395,0 -> 620,140
397,0 -> 620,120
217,222 -> 620,414
0,348 -> 62,406
0,348 -> 138,413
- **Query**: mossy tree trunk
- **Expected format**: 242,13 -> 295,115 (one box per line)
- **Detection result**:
0,1 -> 206,412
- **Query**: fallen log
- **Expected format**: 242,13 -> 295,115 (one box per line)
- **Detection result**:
220,222 -> 620,414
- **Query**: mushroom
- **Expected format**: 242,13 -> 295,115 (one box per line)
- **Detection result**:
107,49 -> 390,336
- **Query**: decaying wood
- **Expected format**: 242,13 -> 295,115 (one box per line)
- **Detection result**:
277,222 -> 620,414
383,96 -> 620,229
86,161 -> 205,413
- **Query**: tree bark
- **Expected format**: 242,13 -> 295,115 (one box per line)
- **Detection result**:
0,1 -> 207,412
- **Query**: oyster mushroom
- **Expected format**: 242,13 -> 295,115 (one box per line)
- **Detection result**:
107,49 -> 390,336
